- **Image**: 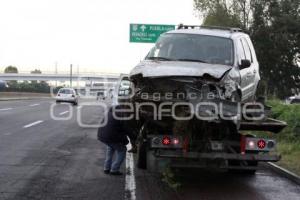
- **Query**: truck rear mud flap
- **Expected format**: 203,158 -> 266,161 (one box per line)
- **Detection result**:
154,150 -> 281,162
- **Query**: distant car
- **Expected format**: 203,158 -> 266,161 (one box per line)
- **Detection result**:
56,88 -> 78,105
96,91 -> 105,100
286,95 -> 300,104
0,80 -> 8,90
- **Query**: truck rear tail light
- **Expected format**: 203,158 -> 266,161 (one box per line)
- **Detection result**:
248,140 -> 255,149
245,137 -> 275,151
173,138 -> 180,145
150,135 -> 182,149
267,140 -> 275,148
257,139 -> 266,149
162,136 -> 171,145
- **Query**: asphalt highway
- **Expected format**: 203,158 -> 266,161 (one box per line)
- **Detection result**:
0,99 -> 299,200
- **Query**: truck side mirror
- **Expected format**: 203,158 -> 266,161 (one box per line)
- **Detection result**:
239,59 -> 251,69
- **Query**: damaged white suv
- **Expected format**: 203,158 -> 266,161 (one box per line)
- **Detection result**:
130,25 -> 259,102
128,25 -> 260,123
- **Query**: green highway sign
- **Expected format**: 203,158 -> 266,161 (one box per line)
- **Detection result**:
130,24 -> 175,43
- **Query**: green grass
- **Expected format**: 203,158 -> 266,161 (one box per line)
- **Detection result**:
267,99 -> 300,141
277,142 -> 300,175
266,100 -> 300,175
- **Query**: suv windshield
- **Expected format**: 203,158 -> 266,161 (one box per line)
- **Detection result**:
146,33 -> 234,66
59,89 -> 73,94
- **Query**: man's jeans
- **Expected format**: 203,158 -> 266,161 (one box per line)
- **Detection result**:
104,143 -> 127,172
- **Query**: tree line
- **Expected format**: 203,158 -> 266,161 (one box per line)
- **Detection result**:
194,0 -> 300,99
2,66 -> 51,93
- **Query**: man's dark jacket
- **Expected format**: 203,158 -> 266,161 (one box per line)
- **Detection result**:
97,107 -> 129,145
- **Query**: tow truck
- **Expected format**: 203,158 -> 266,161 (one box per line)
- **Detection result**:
116,75 -> 286,174
117,25 -> 287,174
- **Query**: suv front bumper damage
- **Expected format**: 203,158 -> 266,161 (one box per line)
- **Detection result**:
131,76 -> 242,121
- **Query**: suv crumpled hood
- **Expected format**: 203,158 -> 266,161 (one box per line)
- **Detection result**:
130,60 -> 232,79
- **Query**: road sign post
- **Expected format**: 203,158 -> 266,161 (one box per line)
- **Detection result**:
70,64 -> 72,87
130,24 -> 175,43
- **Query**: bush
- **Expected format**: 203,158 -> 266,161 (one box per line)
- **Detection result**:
267,100 -> 300,141
5,81 -> 51,93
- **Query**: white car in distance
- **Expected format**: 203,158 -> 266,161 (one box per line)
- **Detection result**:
56,88 -> 78,105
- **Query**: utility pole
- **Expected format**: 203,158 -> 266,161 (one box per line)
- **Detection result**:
55,62 -> 58,87
70,64 -> 73,87
77,65 -> 79,88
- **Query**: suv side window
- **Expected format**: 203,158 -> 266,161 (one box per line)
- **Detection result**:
241,38 -> 253,62
237,39 -> 246,62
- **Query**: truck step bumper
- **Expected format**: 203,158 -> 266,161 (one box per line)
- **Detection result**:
154,150 -> 281,162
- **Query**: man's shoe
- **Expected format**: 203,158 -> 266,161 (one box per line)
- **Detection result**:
104,170 -> 110,174
110,171 -> 123,176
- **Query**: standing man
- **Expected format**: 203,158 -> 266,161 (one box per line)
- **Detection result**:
97,106 -> 131,176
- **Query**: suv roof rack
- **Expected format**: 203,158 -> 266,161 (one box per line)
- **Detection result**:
177,24 -> 242,33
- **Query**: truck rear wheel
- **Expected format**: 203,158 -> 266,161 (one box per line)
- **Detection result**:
136,142 -> 162,173
137,141 -> 147,169
244,161 -> 258,174
146,150 -> 168,174
228,160 -> 257,175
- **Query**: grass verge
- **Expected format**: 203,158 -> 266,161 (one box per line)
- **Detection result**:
276,142 -> 300,176
267,99 -> 300,176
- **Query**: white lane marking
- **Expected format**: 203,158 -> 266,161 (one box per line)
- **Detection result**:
125,143 -> 136,200
3,133 -> 12,136
23,120 -> 44,128
59,111 -> 69,115
0,108 -> 13,111
29,104 -> 40,107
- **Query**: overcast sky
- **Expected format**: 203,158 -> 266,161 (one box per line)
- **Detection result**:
0,0 -> 200,74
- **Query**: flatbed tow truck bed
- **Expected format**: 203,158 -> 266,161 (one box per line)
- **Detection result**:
240,118 -> 287,133
142,116 -> 287,172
